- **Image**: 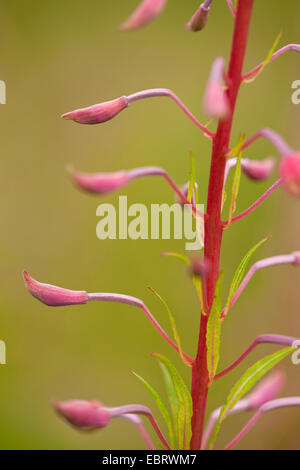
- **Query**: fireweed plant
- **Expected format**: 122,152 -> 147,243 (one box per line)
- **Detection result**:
23,0 -> 300,450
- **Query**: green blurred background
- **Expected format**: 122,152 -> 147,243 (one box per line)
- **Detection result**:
0,0 -> 300,450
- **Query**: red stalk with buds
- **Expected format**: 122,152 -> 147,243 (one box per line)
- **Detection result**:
24,0 -> 300,450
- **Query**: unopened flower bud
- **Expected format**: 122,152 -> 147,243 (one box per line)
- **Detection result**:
247,370 -> 284,409
293,251 -> 300,266
61,97 -> 129,125
203,58 -> 230,120
279,152 -> 300,197
241,157 -> 275,181
23,270 -> 88,306
53,400 -> 110,430
120,0 -> 167,31
69,167 -> 130,195
190,257 -> 210,278
186,3 -> 210,32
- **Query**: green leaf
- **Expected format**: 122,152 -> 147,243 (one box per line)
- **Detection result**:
157,361 -> 181,450
187,151 -> 198,204
226,133 -> 245,159
221,186 -> 227,212
132,371 -> 175,449
153,353 -> 193,450
244,30 -> 282,84
148,287 -> 191,367
160,253 -> 206,313
206,272 -> 223,384
208,346 -> 295,449
192,275 -> 206,314
227,140 -> 243,225
161,252 -> 190,266
223,236 -> 269,318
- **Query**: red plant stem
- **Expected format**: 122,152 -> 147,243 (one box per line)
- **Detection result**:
190,0 -> 254,450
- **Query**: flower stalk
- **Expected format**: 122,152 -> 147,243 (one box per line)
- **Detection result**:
24,0 -> 300,451
190,0 -> 255,450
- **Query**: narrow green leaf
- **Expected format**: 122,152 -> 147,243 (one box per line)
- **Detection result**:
208,347 -> 295,449
223,236 -> 269,318
244,30 -> 282,84
227,141 -> 243,225
226,133 -> 245,159
206,272 -> 223,384
160,253 -> 206,313
156,361 -> 181,449
192,275 -> 206,314
133,371 -> 175,449
187,151 -> 198,204
153,353 -> 193,450
148,287 -> 191,367
161,252 -> 190,266
221,186 -> 227,212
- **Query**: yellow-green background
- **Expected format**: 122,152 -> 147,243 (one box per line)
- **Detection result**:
0,0 -> 300,450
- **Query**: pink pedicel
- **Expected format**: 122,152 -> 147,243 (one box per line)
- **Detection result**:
69,168 -> 130,194
23,270 -> 88,306
203,58 -> 230,120
186,3 -> 210,32
279,153 -> 300,197
242,157 -> 275,181
248,370 -> 284,409
61,97 -> 129,124
120,0 -> 167,31
53,400 -> 110,430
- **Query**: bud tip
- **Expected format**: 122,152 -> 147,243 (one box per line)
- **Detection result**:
53,399 -> 110,430
279,153 -> 300,197
23,270 -> 88,307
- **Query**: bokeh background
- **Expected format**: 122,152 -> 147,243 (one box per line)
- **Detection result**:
0,0 -> 300,450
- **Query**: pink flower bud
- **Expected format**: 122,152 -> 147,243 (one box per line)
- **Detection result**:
203,58 -> 230,120
279,152 -> 300,197
186,3 -> 210,32
241,157 -> 275,181
248,370 -> 284,409
61,97 -> 129,125
293,251 -> 300,266
53,400 -> 110,430
69,167 -> 130,195
190,257 -> 210,278
23,270 -> 88,307
203,83 -> 230,120
120,0 -> 167,31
